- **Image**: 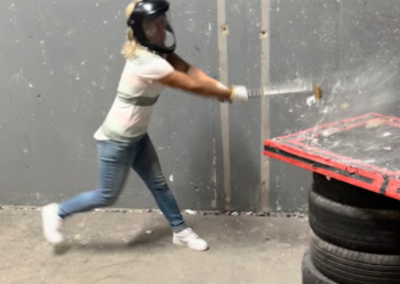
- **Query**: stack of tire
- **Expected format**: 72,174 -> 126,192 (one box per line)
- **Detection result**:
302,173 -> 400,284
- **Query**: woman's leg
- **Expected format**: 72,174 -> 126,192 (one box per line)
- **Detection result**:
42,140 -> 136,244
131,135 -> 208,251
58,141 -> 134,217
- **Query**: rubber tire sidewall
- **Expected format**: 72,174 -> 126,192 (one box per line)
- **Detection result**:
302,249 -> 337,284
310,232 -> 400,284
309,187 -> 400,254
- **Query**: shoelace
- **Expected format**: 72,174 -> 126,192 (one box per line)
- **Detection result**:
187,232 -> 200,241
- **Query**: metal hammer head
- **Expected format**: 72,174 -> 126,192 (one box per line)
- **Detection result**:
315,86 -> 322,100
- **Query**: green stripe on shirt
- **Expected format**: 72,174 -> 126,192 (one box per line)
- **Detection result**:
117,92 -> 160,106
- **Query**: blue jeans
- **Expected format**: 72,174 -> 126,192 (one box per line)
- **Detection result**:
58,134 -> 187,232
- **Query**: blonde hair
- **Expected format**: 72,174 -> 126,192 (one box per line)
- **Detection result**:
121,0 -> 145,59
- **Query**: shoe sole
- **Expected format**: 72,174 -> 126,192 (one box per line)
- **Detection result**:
173,238 -> 209,251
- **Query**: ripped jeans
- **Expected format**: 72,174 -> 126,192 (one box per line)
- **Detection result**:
58,134 -> 187,232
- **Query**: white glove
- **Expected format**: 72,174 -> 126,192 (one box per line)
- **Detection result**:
230,85 -> 249,103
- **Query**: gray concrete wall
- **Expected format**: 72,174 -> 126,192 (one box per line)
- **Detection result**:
1,0 -> 399,212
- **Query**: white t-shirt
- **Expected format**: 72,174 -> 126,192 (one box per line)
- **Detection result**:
94,50 -> 174,142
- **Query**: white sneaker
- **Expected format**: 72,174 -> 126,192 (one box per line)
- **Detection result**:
41,203 -> 64,244
173,228 -> 208,251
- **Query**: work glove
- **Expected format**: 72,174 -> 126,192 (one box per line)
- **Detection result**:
230,85 -> 249,103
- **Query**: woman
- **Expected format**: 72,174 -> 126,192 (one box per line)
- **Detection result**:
41,0 -> 248,251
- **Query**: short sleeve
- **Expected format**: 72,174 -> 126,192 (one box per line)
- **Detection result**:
133,53 -> 174,80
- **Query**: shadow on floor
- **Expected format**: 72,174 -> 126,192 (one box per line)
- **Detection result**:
54,226 -> 172,255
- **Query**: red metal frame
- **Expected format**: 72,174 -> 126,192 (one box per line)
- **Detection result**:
263,112 -> 400,202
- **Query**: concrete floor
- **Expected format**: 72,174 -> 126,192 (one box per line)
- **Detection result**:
0,208 -> 310,284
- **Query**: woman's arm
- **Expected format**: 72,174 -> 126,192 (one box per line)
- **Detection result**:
166,53 -> 221,86
161,53 -> 248,102
157,70 -> 232,101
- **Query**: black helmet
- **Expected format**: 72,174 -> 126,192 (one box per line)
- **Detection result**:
127,0 -> 176,54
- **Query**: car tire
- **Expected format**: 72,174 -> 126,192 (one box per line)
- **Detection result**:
309,187 -> 400,254
302,249 -> 337,284
310,232 -> 400,284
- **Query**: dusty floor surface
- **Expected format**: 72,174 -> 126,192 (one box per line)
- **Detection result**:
0,208 -> 310,284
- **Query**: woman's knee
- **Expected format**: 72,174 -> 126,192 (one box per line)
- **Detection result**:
96,188 -> 119,206
151,175 -> 169,192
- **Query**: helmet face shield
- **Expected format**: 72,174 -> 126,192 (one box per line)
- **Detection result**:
142,11 -> 176,52
128,0 -> 176,54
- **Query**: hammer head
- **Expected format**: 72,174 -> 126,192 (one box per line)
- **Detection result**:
315,86 -> 322,100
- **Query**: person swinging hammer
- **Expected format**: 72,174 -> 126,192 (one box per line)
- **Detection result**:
41,0 -> 248,251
